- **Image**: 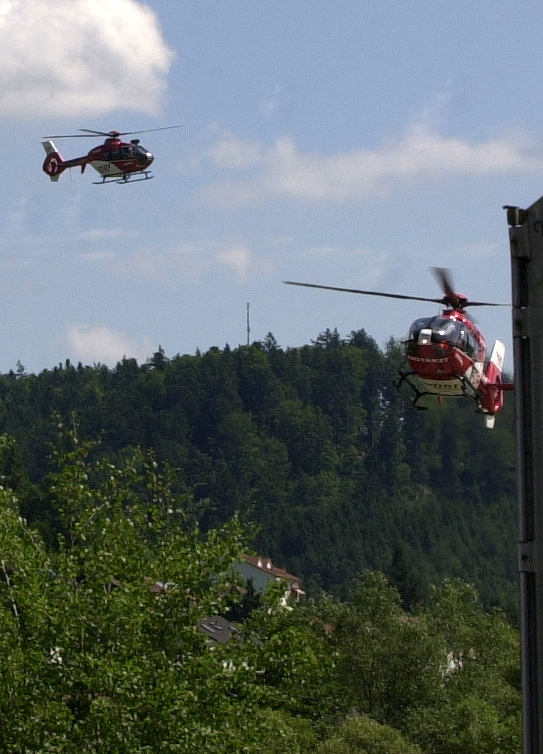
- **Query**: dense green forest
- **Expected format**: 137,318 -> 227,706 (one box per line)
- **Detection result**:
0,439 -> 520,753
0,329 -> 517,611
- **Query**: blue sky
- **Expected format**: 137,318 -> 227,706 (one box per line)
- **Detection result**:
0,0 -> 541,373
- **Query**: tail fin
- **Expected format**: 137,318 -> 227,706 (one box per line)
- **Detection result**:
42,140 -> 64,182
481,340 -> 507,426
485,340 -> 506,384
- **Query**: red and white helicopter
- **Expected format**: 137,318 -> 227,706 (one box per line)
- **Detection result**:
41,125 -> 182,185
285,268 -> 513,428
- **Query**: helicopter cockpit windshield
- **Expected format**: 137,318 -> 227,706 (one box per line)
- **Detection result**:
134,145 -> 153,165
408,316 -> 463,346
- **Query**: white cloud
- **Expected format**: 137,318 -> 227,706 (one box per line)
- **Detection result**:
215,245 -> 253,282
0,0 -> 174,118
259,84 -> 296,120
201,125 -> 543,207
109,244 -> 206,280
84,242 -> 271,283
207,133 -> 263,169
66,324 -> 154,365
77,228 -> 134,241
298,245 -> 391,289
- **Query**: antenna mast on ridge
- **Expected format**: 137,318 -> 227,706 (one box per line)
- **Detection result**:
246,302 -> 250,346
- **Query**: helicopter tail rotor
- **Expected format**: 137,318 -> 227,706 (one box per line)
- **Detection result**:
41,140 -> 65,181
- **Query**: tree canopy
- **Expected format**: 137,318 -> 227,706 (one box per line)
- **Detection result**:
0,437 -> 520,751
0,333 -> 516,611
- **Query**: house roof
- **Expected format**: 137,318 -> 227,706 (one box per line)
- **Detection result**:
241,555 -> 301,584
197,615 -> 238,643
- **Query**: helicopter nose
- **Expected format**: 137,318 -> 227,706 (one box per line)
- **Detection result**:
136,150 -> 153,167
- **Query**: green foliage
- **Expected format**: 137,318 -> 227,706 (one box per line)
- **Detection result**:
0,434 -> 318,753
410,695 -> 519,754
326,572 -> 444,725
315,715 -> 422,754
389,541 -> 427,609
0,432 -> 521,752
318,572 -> 520,754
251,709 -> 318,753
408,580 -> 521,754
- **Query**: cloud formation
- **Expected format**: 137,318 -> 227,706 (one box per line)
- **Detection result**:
84,241 -> 271,283
77,228 -> 135,241
201,125 -> 542,207
66,324 -> 154,366
0,0 -> 174,118
300,245 -> 391,288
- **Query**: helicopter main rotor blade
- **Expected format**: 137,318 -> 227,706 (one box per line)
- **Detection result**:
78,129 -> 117,136
430,267 -> 508,307
44,125 -> 184,139
284,281 -> 444,304
79,126 -> 184,137
109,125 -> 184,136
431,267 -> 456,303
462,301 -> 511,302
284,280 -> 510,307
43,132 -> 102,138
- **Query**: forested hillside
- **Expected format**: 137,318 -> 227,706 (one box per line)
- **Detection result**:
0,330 -> 517,611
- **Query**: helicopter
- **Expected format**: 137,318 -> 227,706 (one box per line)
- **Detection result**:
41,125 -> 182,185
285,268 -> 514,428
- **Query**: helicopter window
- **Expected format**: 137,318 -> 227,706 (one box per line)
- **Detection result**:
135,145 -> 151,165
408,316 -> 462,346
107,147 -> 133,161
460,329 -> 479,359
431,317 -> 462,345
408,317 -> 434,341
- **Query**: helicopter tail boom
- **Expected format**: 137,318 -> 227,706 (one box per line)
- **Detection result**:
42,140 -> 65,182
479,339 -> 510,422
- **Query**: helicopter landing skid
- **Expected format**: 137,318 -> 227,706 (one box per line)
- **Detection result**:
93,171 -> 154,185
395,368 -> 485,414
394,370 -> 430,411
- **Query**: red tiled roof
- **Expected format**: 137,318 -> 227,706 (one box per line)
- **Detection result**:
241,555 -> 301,583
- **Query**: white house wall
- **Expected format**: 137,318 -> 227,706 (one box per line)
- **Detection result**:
234,562 -> 277,594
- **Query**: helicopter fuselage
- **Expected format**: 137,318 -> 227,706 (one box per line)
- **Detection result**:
406,308 -> 484,387
42,125 -> 182,183
401,308 -> 510,423
42,137 -> 154,183
283,271 -> 513,427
